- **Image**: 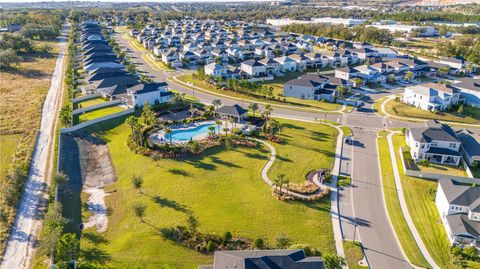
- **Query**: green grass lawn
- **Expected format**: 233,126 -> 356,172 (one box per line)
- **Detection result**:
384,99 -> 480,124
377,131 -> 430,268
76,105 -> 126,124
267,119 -> 338,183
392,133 -> 480,269
0,134 -> 20,179
77,119 -> 336,268
343,241 -> 367,269
176,74 -> 344,112
75,97 -> 108,109
340,126 -> 352,137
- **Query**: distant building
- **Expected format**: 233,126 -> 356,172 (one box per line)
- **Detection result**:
198,249 -> 325,269
369,23 -> 436,37
266,17 -> 365,27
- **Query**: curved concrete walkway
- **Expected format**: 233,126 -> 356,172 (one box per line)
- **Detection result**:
386,131 -> 441,269
380,95 -> 480,128
252,138 -> 327,200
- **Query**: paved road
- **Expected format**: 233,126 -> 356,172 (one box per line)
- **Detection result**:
1,24 -> 69,269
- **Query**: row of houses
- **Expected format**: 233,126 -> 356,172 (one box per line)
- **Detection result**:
335,57 -> 476,86
78,21 -> 173,108
403,77 -> 480,111
405,121 -> 479,249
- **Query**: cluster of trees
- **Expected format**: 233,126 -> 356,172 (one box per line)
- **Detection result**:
0,34 -> 33,69
451,245 -> 479,268
59,23 -> 78,128
39,199 -> 80,268
281,23 -> 393,46
435,36 -> 480,65
373,12 -> 480,23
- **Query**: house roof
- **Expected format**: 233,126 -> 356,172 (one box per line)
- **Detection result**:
455,129 -> 480,161
128,82 -> 168,94
94,76 -> 139,90
409,125 -> 460,143
212,249 -> 325,269
446,214 -> 480,239
242,60 -> 264,67
454,77 -> 480,93
439,178 -> 480,212
214,104 -> 248,116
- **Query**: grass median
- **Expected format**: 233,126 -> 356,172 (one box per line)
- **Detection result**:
391,133 -> 480,269
377,131 -> 430,268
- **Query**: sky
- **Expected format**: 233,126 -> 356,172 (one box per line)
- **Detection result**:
1,0 -> 271,2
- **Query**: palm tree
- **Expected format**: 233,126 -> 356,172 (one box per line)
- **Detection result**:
164,127 -> 172,145
133,203 -> 147,223
404,71 -> 414,82
223,127 -> 229,135
248,102 -> 259,119
212,99 -> 222,109
215,120 -> 222,132
126,116 -> 138,143
151,152 -> 161,167
208,126 -> 216,137
337,86 -> 346,99
263,104 -> 273,121
131,175 -> 143,194
352,78 -> 363,88
53,171 -> 68,193
276,174 -> 286,194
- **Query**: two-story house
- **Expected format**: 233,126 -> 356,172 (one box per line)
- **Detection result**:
405,120 -> 462,166
435,178 -> 480,250
403,83 -> 460,111
240,60 -> 266,77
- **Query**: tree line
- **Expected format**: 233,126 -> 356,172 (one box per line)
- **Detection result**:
436,35 -> 480,65
281,23 -> 393,46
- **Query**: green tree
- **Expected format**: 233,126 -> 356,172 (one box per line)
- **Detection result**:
151,152 -> 161,167
131,175 -> 143,194
53,171 -> 68,193
253,238 -> 264,249
248,102 -> 259,119
323,253 -> 346,269
55,233 -> 80,265
223,231 -> 232,242
142,102 -> 156,127
165,127 -> 173,145
275,233 -> 291,249
0,48 -> 22,69
133,203 -> 147,223
40,203 -> 66,257
352,78 -> 363,88
212,99 -> 222,109
206,240 -> 216,252
457,104 -> 464,114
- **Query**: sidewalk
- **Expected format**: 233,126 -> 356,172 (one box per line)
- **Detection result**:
386,131 -> 441,269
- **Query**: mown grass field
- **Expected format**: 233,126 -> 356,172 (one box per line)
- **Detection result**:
343,241 -> 368,269
176,74 -> 344,112
384,99 -> 480,124
377,131 -> 430,268
75,105 -> 126,124
77,118 -> 336,268
75,97 -> 108,109
392,133 -> 480,269
267,119 -> 338,183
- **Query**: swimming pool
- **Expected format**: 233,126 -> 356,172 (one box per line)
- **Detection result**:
164,124 -> 219,142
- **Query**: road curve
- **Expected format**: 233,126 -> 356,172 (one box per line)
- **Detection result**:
1,24 -> 69,269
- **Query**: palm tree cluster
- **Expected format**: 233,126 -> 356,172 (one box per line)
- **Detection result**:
126,116 -> 144,147
225,79 -> 274,99
272,174 -> 290,195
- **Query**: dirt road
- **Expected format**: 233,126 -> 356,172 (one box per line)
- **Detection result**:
1,23 -> 69,269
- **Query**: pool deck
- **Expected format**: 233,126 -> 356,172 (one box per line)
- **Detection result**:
151,120 -> 251,144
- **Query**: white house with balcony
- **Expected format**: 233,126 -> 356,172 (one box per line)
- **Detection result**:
126,82 -> 173,107
405,120 -> 462,166
403,83 -> 460,111
205,63 -> 227,77
436,178 -> 480,251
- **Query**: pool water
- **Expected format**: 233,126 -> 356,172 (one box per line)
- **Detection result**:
165,124 -> 219,142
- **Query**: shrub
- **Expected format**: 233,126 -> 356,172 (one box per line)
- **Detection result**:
223,231 -> 232,242
206,240 -> 216,252
418,159 -> 430,167
275,233 -> 291,249
253,238 -> 264,249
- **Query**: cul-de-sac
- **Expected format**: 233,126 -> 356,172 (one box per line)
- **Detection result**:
0,1 -> 480,268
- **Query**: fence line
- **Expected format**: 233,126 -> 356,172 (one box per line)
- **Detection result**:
72,99 -> 122,115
